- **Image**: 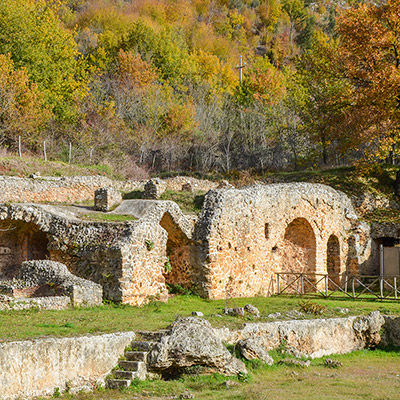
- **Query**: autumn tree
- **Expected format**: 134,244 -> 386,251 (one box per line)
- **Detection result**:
0,54 -> 50,148
297,32 -> 353,164
336,0 -> 400,162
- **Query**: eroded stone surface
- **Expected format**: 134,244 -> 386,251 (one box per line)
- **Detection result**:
18,260 -> 103,307
194,183 -> 364,299
147,317 -> 247,375
215,312 -> 385,359
94,187 -> 122,212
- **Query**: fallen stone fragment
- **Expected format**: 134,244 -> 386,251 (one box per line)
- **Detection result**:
267,312 -> 282,319
224,307 -> 244,317
192,311 -> 204,317
244,304 -> 260,317
324,358 -> 343,368
147,317 -> 247,375
279,359 -> 311,368
238,337 -> 274,365
223,380 -> 239,388
179,390 -> 195,399
285,310 -> 305,319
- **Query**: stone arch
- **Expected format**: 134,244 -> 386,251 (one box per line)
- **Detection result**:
0,220 -> 49,279
160,212 -> 194,291
283,218 -> 316,274
327,234 -> 341,288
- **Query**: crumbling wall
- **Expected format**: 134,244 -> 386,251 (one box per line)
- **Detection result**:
194,183 -> 359,299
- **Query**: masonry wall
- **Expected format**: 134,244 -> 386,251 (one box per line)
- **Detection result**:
0,175 -> 217,204
194,183 -> 359,299
0,332 -> 135,399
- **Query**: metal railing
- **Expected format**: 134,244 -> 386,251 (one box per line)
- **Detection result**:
272,272 -> 400,300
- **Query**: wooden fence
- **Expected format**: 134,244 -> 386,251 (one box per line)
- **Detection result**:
272,272 -> 400,300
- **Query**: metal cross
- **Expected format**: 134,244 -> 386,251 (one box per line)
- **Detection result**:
236,55 -> 246,83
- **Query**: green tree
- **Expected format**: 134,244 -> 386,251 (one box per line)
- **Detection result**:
0,0 -> 87,120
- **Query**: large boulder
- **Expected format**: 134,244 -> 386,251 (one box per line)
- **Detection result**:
147,317 -> 247,375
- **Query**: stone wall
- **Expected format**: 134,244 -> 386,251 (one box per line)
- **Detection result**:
0,332 -> 135,399
217,312 -> 385,359
194,183 -> 362,299
0,200 -> 195,306
0,175 -> 217,204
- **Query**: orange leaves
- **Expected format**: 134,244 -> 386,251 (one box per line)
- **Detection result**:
238,57 -> 286,106
0,54 -> 50,144
117,50 -> 158,89
335,0 -> 400,158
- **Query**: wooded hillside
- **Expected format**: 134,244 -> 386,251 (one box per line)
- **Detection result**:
0,0 -> 398,177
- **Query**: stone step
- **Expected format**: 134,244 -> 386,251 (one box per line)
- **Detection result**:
119,360 -> 144,372
107,379 -> 131,389
137,330 -> 167,341
114,370 -> 135,380
125,351 -> 147,362
130,340 -> 155,351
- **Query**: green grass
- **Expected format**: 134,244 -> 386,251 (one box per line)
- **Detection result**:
81,213 -> 137,222
0,155 -> 124,180
264,165 -> 398,200
35,348 -> 400,400
1,295 -> 400,342
122,190 -> 206,215
363,208 -> 400,224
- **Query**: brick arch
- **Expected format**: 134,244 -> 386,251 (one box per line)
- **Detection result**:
283,218 -> 316,274
327,234 -> 341,288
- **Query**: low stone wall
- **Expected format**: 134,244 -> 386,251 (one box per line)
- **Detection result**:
0,175 -> 217,205
0,331 -> 136,399
0,295 -> 70,311
216,312 -> 384,359
0,176 -> 143,204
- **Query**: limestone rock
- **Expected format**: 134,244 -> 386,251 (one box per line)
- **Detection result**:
382,316 -> 400,347
238,337 -> 274,365
224,307 -> 244,317
192,311 -> 204,317
244,304 -> 260,317
147,317 -> 247,375
279,359 -> 310,367
18,260 -> 103,307
324,358 -> 342,368
353,311 -> 385,347
217,180 -> 234,189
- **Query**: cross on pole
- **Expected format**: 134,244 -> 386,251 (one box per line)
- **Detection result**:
236,55 -> 246,84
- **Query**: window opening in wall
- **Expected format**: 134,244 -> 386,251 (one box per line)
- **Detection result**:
264,223 -> 269,240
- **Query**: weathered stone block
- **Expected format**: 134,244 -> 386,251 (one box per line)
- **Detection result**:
143,179 -> 166,199
94,187 -> 122,211
18,260 -> 103,307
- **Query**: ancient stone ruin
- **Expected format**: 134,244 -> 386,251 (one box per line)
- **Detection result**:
0,177 -> 388,307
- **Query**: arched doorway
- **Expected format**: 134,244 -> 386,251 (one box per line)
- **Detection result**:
327,234 -> 340,288
0,220 -> 49,279
282,218 -> 316,291
160,212 -> 194,293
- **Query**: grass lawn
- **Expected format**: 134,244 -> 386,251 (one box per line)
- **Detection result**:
35,348 -> 400,400
81,213 -> 137,222
1,295 -> 400,342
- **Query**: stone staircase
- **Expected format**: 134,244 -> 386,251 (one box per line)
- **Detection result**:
106,330 -> 165,389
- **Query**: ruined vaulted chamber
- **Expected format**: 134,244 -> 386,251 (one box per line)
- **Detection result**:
0,182 -> 375,306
